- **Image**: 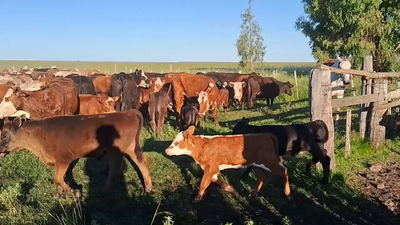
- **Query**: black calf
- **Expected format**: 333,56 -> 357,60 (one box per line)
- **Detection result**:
232,117 -> 331,185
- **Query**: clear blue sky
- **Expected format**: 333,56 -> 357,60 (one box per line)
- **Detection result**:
0,0 -> 315,62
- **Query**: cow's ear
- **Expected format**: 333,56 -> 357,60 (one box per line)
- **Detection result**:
184,126 -> 195,138
11,117 -> 23,131
242,81 -> 247,87
112,96 -> 121,102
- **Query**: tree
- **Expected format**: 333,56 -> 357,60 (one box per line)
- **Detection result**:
236,0 -> 266,72
295,0 -> 400,71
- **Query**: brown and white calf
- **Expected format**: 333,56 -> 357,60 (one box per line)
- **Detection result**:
79,94 -> 120,115
165,126 -> 290,202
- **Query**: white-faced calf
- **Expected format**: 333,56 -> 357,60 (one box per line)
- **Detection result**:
165,126 -> 290,202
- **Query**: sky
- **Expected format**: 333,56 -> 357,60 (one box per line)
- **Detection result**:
0,0 -> 315,62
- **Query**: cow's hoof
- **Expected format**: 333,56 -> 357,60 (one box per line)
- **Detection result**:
191,195 -> 202,204
145,186 -> 153,194
53,193 -> 62,199
72,189 -> 82,199
222,185 -> 235,193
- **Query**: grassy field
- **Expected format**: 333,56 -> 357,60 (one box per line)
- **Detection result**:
0,62 -> 400,225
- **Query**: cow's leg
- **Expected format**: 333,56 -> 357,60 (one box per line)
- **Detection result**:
193,167 -> 217,203
305,156 -> 318,176
173,89 -> 184,122
310,144 -> 331,185
249,167 -> 267,198
211,172 -> 235,193
272,162 -> 291,197
197,116 -> 202,129
53,163 -> 73,198
223,105 -> 227,116
150,112 -> 156,135
271,98 -> 275,107
125,145 -> 153,193
212,107 -> 220,127
157,109 -> 167,136
65,159 -> 81,190
104,151 -> 124,191
241,166 -> 253,180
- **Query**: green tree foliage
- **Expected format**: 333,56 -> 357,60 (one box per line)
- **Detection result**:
236,0 -> 266,72
295,0 -> 400,71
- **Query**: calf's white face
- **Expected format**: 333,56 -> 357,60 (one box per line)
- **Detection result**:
165,126 -> 195,156
229,82 -> 246,101
197,91 -> 210,116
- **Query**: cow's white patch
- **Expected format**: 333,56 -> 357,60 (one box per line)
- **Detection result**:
140,70 -> 148,80
209,83 -> 214,88
252,163 -> 272,172
212,174 -> 219,180
165,132 -> 192,156
106,97 -> 114,103
0,88 -> 18,119
197,91 -> 208,103
219,164 -> 247,170
230,82 -> 244,101
198,134 -> 240,139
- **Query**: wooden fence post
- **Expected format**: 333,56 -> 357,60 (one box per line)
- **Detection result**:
360,56 -> 373,139
346,109 -> 352,158
114,64 -> 117,73
309,68 -> 335,169
170,64 -> 172,72
370,78 -> 388,148
294,70 -> 299,99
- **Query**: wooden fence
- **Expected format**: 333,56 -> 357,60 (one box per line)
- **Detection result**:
310,55 -> 400,169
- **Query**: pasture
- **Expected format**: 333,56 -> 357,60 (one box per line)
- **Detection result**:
0,61 -> 400,225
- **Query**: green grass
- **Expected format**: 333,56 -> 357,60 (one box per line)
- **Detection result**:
1,62 -> 400,225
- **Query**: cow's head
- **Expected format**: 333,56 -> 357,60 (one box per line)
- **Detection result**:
134,69 -> 150,88
280,82 -> 293,96
0,115 -> 28,156
98,95 -> 120,113
197,91 -> 210,117
334,55 -> 352,85
232,117 -> 250,134
165,126 -> 196,156
229,81 -> 247,102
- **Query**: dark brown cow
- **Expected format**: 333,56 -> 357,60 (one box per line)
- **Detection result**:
171,73 -> 220,127
0,110 -> 153,197
79,94 -> 120,115
0,77 -> 78,119
165,126 -> 290,202
246,75 -> 293,108
148,85 -> 172,135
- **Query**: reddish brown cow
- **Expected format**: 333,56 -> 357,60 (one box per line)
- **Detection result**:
0,82 -> 17,100
171,73 -> 220,127
79,94 -> 120,115
0,110 -> 153,197
0,77 -> 78,120
80,69 -> 100,76
165,126 -> 291,202
218,88 -> 229,116
92,75 -> 112,97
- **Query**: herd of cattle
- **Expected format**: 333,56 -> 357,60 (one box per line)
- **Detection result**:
0,67 -> 331,203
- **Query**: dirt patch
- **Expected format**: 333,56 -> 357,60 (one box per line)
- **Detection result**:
353,162 -> 400,215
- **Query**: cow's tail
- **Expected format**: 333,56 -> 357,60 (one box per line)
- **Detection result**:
166,82 -> 172,97
120,75 -> 126,111
312,119 -> 329,143
246,78 -> 252,108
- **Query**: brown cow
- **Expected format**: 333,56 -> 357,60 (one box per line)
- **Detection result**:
0,82 -> 17,100
218,88 -> 229,116
165,126 -> 290,202
80,69 -> 100,76
148,85 -> 172,135
79,94 -> 120,115
0,77 -> 78,119
171,73 -> 220,127
0,110 -> 153,197
92,75 -> 112,97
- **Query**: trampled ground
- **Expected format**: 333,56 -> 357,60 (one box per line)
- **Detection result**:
0,62 -> 400,225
